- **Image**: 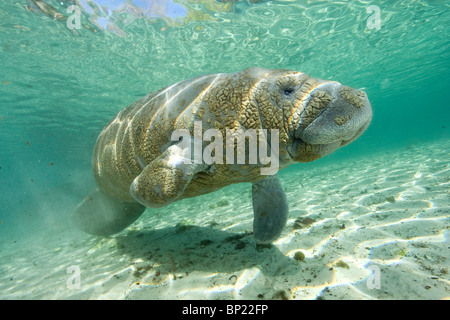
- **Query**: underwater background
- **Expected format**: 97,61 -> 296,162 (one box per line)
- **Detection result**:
0,0 -> 449,299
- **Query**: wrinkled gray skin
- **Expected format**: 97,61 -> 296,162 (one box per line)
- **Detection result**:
72,68 -> 372,244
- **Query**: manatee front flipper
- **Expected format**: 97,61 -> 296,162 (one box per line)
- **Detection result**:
72,188 -> 145,236
130,143 -> 207,208
252,174 -> 288,244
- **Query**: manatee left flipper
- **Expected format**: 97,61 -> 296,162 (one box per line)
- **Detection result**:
130,143 -> 207,208
72,188 -> 146,236
252,174 -> 289,244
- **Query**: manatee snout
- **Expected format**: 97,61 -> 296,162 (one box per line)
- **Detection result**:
291,81 -> 372,160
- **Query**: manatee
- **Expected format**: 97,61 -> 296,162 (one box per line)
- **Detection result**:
72,67 -> 372,244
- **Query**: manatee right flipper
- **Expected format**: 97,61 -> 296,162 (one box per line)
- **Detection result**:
130,142 -> 207,208
72,188 -> 145,236
252,174 -> 289,244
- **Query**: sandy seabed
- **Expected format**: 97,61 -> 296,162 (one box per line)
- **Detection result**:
1,139 -> 449,300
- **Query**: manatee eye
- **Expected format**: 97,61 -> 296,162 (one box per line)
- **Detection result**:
282,87 -> 294,96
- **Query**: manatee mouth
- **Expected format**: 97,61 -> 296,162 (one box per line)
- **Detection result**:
339,119 -> 370,146
287,137 -> 339,163
299,110 -> 371,148
290,115 -> 370,162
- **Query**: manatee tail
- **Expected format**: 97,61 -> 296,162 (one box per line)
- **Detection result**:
72,188 -> 146,236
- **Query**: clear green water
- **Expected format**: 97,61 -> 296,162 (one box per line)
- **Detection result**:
0,1 -> 449,251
